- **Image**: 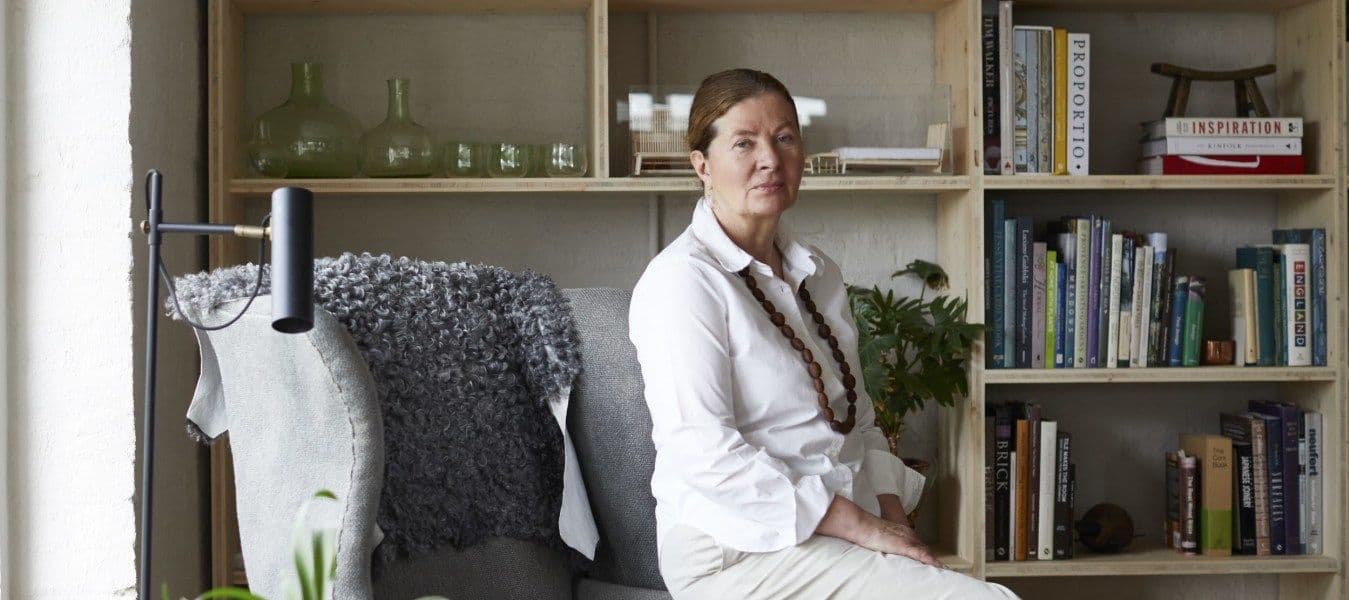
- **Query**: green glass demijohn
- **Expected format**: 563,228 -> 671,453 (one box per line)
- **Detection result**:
252,62 -> 362,178
360,77 -> 438,177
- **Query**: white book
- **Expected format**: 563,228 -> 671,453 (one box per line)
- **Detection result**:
1241,269 -> 1258,365
1008,450 -> 1018,560
1142,117 -> 1303,139
1307,412 -> 1322,554
1066,33 -> 1090,175
1139,136 -> 1302,157
1133,246 -> 1154,367
1277,243 -> 1312,366
1105,234 -> 1123,368
1299,423 -> 1309,554
1229,269 -> 1250,368
1032,243 -> 1047,368
1126,247 -> 1145,367
1038,422 -> 1057,560
998,1 -> 1015,175
1073,218 -> 1090,367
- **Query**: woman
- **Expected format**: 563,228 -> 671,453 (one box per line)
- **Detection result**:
628,69 -> 1019,599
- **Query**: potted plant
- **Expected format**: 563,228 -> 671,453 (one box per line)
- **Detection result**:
847,259 -> 986,474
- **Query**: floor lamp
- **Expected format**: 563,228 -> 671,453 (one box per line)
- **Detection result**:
138,169 -> 314,599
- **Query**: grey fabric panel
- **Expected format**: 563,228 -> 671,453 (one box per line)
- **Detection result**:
188,298 -> 384,600
574,578 -> 673,600
372,537 -> 573,600
561,288 -> 664,590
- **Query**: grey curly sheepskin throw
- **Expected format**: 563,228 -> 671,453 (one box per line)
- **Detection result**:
168,252 -> 583,568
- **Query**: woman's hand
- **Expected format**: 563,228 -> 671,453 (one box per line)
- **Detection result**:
877,493 -> 910,526
815,495 -> 945,569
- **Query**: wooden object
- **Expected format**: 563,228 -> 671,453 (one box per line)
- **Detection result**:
207,0 -> 1345,596
1150,62 -> 1276,118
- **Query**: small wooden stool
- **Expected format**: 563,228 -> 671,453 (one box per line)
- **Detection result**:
1150,63 -> 1276,118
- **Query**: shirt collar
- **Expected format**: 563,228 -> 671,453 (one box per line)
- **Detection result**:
691,195 -> 823,277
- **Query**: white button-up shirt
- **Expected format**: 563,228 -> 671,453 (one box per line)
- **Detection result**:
630,195 -> 924,554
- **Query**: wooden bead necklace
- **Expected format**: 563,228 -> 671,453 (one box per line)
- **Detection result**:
737,266 -> 857,433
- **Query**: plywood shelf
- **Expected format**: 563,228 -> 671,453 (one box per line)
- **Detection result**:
228,175 -> 971,196
983,366 -> 1338,385
232,0 -> 591,15
1010,0 -> 1321,11
983,175 -> 1336,191
985,543 -> 1340,578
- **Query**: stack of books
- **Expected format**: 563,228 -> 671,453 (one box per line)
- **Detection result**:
1230,229 -> 1327,367
986,401 -> 1076,561
982,0 -> 1091,175
1167,401 -> 1323,556
1138,117 -> 1305,175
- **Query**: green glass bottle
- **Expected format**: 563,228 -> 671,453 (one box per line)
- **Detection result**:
252,62 -> 362,178
360,78 -> 438,177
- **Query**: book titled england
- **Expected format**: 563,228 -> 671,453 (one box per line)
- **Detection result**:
1066,33 -> 1090,175
1275,243 -> 1311,366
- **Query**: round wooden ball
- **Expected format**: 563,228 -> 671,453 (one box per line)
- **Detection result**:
1074,503 -> 1135,553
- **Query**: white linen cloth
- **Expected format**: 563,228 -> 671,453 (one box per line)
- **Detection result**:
629,195 -> 925,555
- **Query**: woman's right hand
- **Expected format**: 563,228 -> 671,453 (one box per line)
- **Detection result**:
816,495 -> 944,568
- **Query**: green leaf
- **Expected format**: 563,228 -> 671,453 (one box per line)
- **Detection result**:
195,588 -> 270,600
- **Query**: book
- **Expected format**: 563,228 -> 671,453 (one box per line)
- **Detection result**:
1167,275 -> 1189,367
1057,231 -> 1075,368
1139,136 -> 1302,157
986,407 -> 995,561
1095,218 -> 1111,365
1236,246 -> 1276,366
1046,250 -> 1059,368
1032,242 -> 1047,368
1009,449 -> 1019,559
1275,243 -> 1311,366
1166,451 -> 1181,549
1016,218 -> 1033,368
1117,235 -> 1135,368
1035,27 -> 1053,174
1306,411 -> 1322,554
1248,403 -> 1296,554
1052,28 -> 1068,175
1055,261 -> 1066,368
1038,420 -> 1057,559
1053,431 -> 1072,558
1272,251 -> 1285,365
1073,218 -> 1090,367
993,404 -> 1014,560
1086,216 -> 1102,366
986,199 -> 1006,368
1179,451 -> 1199,555
982,0 -> 1001,175
1273,229 -> 1327,366
1004,219 -> 1017,368
1181,276 -> 1205,366
1015,418 -> 1031,560
1142,117 -> 1304,139
1146,233 -> 1168,366
1180,433 -> 1234,556
1066,33 -> 1090,175
1233,441 -> 1257,554
998,1 -> 1015,175
1220,412 -> 1270,554
1012,27 -> 1030,174
1229,269 -> 1250,366
1138,154 -> 1305,175
1156,251 -> 1177,366
1297,411 -> 1307,554
1105,234 -> 1123,368
1132,245 -> 1153,368
1024,404 -> 1042,560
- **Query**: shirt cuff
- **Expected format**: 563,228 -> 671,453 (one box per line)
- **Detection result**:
864,449 -> 926,514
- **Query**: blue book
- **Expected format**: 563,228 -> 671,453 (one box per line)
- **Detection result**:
1250,401 -> 1301,555
1060,226 -> 1077,369
1055,262 -> 1067,368
1309,229 -> 1326,366
1273,252 -> 1285,365
1015,217 -> 1034,368
987,199 -> 1006,368
1086,215 -> 1101,367
1003,219 -> 1017,368
1167,275 -> 1189,367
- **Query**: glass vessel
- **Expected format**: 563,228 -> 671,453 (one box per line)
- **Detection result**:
360,78 -> 439,177
246,120 -> 289,177
251,62 -> 361,178
443,141 -> 484,177
545,142 -> 588,177
486,143 -> 529,178
526,143 -> 548,177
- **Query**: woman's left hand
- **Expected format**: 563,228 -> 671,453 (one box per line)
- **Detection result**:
877,493 -> 910,526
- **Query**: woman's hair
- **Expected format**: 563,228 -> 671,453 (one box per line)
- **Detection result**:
686,68 -> 800,155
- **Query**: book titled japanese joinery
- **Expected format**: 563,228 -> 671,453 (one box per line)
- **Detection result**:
1179,433 -> 1234,556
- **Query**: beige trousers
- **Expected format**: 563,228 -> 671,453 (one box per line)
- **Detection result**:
658,524 -> 1021,599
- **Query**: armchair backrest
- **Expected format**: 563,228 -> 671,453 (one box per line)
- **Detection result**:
185,297 -> 384,599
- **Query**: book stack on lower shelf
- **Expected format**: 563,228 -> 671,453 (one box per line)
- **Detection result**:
1167,402 -> 1323,558
986,401 -> 1075,563
1138,118 -> 1305,175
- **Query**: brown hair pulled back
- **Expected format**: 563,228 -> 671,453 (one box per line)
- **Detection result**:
686,68 -> 800,155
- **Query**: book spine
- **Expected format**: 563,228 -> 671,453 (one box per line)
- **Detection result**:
1307,412 -> 1322,554
1167,275 -> 1189,366
1166,451 -> 1181,549
1046,250 -> 1058,368
1009,450 -> 1019,559
1106,234 -> 1123,367
1016,218 -> 1033,368
986,409 -> 995,561
987,199 -> 1006,368
1180,454 -> 1199,555
1086,216 -> 1101,367
1281,243 -> 1311,366
1025,406 -> 1042,560
1117,235 -> 1135,368
1140,136 -> 1302,156
1235,442 -> 1257,554
1273,252 -> 1285,365
1058,231 -> 1075,368
1038,421 -> 1057,559
1096,218 -> 1111,365
1309,229 -> 1326,366
1274,405 -> 1301,554
1036,28 -> 1053,174
1012,27 -> 1029,174
1250,416 -> 1271,555
994,406 -> 1013,560
1160,117 -> 1304,137
1132,246 -> 1152,367
1181,434 -> 1234,556
982,0 -> 1001,175
1298,414 -> 1308,554
1067,464 -> 1076,558
1033,243 -> 1047,368
1146,234 -> 1168,366
1056,262 -> 1067,368
1066,33 -> 1090,175
1182,277 -> 1206,366
1073,219 -> 1090,367
1229,269 -> 1249,368
1052,29 -> 1068,175
1014,419 -> 1030,560
1054,432 -> 1072,558
1251,411 -> 1287,554
1003,219 -> 1017,368
998,1 -> 1015,175
1158,251 -> 1177,365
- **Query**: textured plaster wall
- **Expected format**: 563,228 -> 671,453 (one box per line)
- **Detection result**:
6,1 -> 138,597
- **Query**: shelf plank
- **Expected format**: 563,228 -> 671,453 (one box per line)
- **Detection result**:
232,0 -> 590,15
985,543 -> 1339,578
983,175 -> 1336,191
229,176 -> 971,195
611,0 -> 956,13
1013,0 -> 1319,11
983,366 -> 1338,384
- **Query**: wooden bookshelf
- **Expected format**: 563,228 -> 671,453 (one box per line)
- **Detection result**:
207,0 -> 1345,596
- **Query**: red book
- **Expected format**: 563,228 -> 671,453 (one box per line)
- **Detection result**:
1138,154 -> 1304,175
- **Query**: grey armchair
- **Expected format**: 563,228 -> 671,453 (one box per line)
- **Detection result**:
184,288 -> 671,599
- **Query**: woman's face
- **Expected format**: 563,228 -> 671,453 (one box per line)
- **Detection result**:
691,92 -> 805,219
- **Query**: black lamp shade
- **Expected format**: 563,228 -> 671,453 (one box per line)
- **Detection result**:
270,186 -> 314,333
